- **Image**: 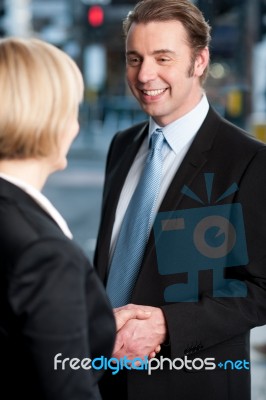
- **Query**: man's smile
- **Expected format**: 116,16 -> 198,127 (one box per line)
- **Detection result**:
142,89 -> 168,97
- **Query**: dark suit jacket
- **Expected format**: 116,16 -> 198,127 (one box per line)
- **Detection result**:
94,107 -> 266,400
0,178 -> 116,400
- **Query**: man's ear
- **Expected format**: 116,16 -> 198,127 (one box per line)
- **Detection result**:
194,47 -> 209,78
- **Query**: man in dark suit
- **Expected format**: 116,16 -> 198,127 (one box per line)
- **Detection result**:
94,1 -> 266,399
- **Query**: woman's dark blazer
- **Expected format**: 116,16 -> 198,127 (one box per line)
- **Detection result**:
0,178 -> 115,400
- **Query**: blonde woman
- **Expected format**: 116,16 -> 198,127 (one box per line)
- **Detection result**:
0,37 -> 116,400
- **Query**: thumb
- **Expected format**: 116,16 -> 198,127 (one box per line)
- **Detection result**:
115,309 -> 151,331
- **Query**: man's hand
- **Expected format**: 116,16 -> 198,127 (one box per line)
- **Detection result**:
114,308 -> 151,331
112,304 -> 167,360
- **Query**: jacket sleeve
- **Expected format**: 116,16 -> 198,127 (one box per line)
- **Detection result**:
8,238 -> 103,400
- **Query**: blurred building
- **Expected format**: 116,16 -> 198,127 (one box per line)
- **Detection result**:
1,0 -> 266,137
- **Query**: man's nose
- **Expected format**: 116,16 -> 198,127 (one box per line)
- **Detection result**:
137,59 -> 157,83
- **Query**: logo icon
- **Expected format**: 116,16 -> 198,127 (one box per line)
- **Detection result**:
153,173 -> 248,302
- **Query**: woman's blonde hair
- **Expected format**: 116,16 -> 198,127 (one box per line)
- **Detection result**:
0,37 -> 84,159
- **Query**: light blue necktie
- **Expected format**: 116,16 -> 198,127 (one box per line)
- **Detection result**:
106,128 -> 165,307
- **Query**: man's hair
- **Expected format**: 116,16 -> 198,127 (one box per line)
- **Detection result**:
0,37 -> 84,160
123,0 -> 211,83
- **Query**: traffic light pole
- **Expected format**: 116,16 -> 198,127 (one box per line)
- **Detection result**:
4,0 -> 33,36
238,0 -> 258,125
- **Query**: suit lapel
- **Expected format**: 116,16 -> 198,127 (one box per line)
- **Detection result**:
104,123 -> 149,221
96,122 -> 148,279
141,107 -> 222,265
0,177 -> 61,228
160,106 -> 221,212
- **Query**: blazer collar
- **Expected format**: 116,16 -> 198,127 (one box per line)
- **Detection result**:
0,177 -> 61,229
158,106 -> 221,212
136,106 -> 223,279
96,122 -> 149,279
103,122 -> 149,223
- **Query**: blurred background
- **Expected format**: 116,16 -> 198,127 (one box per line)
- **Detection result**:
1,1 -> 266,398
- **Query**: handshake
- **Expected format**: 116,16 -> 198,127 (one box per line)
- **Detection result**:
113,304 -> 167,360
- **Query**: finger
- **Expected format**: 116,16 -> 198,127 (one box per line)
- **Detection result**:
115,309 -> 151,330
113,307 -> 124,314
112,335 -> 124,354
148,344 -> 161,359
114,304 -> 140,312
112,341 -> 124,355
113,304 -> 135,313
155,345 -> 161,353
135,309 -> 152,320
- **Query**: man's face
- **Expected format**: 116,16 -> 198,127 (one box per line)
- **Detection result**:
126,21 -> 209,126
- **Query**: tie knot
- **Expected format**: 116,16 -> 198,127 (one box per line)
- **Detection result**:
150,128 -> 164,151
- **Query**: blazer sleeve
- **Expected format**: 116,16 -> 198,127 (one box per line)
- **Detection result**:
161,147 -> 266,359
8,238 -> 105,400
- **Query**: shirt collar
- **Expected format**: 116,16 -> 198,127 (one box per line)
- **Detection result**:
148,94 -> 209,154
0,173 -> 73,239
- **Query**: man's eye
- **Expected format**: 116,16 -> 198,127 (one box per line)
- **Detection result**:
158,58 -> 170,63
127,58 -> 141,66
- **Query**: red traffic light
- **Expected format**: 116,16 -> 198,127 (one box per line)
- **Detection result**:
87,5 -> 104,27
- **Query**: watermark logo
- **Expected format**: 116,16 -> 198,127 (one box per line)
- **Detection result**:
54,354 -> 250,375
153,173 -> 248,302
217,359 -> 250,370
